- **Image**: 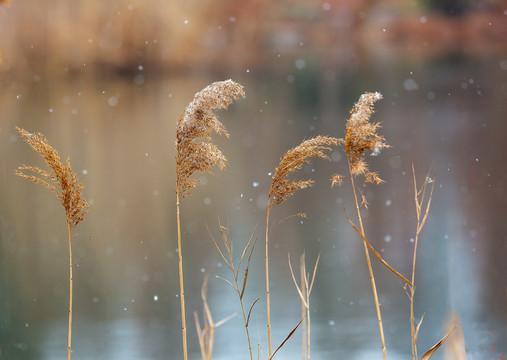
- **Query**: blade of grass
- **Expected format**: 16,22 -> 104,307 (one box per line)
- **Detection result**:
268,319 -> 303,360
345,213 -> 412,285
420,326 -> 456,360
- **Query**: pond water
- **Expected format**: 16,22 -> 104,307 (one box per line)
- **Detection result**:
1,57 -> 506,359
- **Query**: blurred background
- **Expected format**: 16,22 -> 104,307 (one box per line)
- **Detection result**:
1,0 -> 506,359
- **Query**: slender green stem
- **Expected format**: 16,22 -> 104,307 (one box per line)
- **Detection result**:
176,193 -> 188,360
67,223 -> 73,360
265,205 -> 273,357
348,161 -> 387,360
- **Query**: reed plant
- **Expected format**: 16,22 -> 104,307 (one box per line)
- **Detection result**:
408,166 -> 435,360
265,136 -> 340,357
331,92 -> 396,360
406,167 -> 457,360
193,276 -> 236,360
330,93 -> 455,359
15,127 -> 88,360
288,252 -> 319,360
175,79 -> 245,360
208,221 -> 258,360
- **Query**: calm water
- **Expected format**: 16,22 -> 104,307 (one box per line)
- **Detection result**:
1,57 -> 507,359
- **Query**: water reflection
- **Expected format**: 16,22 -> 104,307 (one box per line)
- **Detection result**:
1,58 -> 506,359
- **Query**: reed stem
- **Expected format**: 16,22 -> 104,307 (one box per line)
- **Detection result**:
410,232 -> 418,360
176,192 -> 188,360
348,161 -> 386,360
265,206 -> 273,357
67,223 -> 73,360
302,253 -> 310,360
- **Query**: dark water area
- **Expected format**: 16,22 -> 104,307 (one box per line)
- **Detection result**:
1,54 -> 507,359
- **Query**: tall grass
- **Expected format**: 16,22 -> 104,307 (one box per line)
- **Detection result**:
10,84 -> 462,360
288,252 -> 319,360
175,80 -> 245,359
209,221 -> 258,360
265,136 -> 340,357
15,127 -> 88,360
172,86 -> 459,360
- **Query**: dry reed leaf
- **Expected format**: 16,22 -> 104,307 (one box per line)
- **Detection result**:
246,297 -> 260,327
176,79 -> 245,199
288,254 -> 309,308
16,127 -> 88,229
194,276 -> 236,360
345,212 -> 412,285
268,319 -> 303,360
420,326 -> 457,360
269,136 -> 341,207
444,311 -> 467,360
239,235 -> 256,300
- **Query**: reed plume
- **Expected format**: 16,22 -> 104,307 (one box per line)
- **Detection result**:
266,135 -> 340,356
332,92 -> 391,360
176,79 -> 246,199
15,127 -> 88,360
175,80 -> 245,360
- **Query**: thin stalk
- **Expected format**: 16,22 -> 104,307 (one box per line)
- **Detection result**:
409,168 -> 434,360
303,258 -> 311,360
410,171 -> 419,360
239,294 -> 254,360
210,223 -> 256,360
67,223 -> 73,360
176,192 -> 188,360
348,161 -> 386,360
299,253 -> 310,360
265,206 -> 273,357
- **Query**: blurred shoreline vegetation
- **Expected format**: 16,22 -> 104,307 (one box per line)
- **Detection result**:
0,0 -> 506,80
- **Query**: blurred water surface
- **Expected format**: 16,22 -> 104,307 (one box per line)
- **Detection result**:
1,56 -> 507,359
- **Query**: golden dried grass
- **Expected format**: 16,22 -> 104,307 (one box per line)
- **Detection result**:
269,136 -> 341,209
265,135 -> 340,356
176,79 -> 245,199
175,80 -> 244,360
332,92 -> 391,360
209,221 -> 258,360
15,126 -> 88,360
16,127 -> 88,229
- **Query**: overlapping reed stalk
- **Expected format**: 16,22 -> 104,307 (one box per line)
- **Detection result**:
408,166 -> 435,360
194,276 -> 236,360
405,167 -> 456,360
288,252 -> 319,360
175,79 -> 245,360
266,135 -> 340,357
331,92 -> 392,360
15,127 -> 88,360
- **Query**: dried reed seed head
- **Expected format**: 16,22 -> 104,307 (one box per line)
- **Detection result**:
176,80 -> 245,199
339,92 -> 389,185
15,127 -> 88,228
269,136 -> 341,207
